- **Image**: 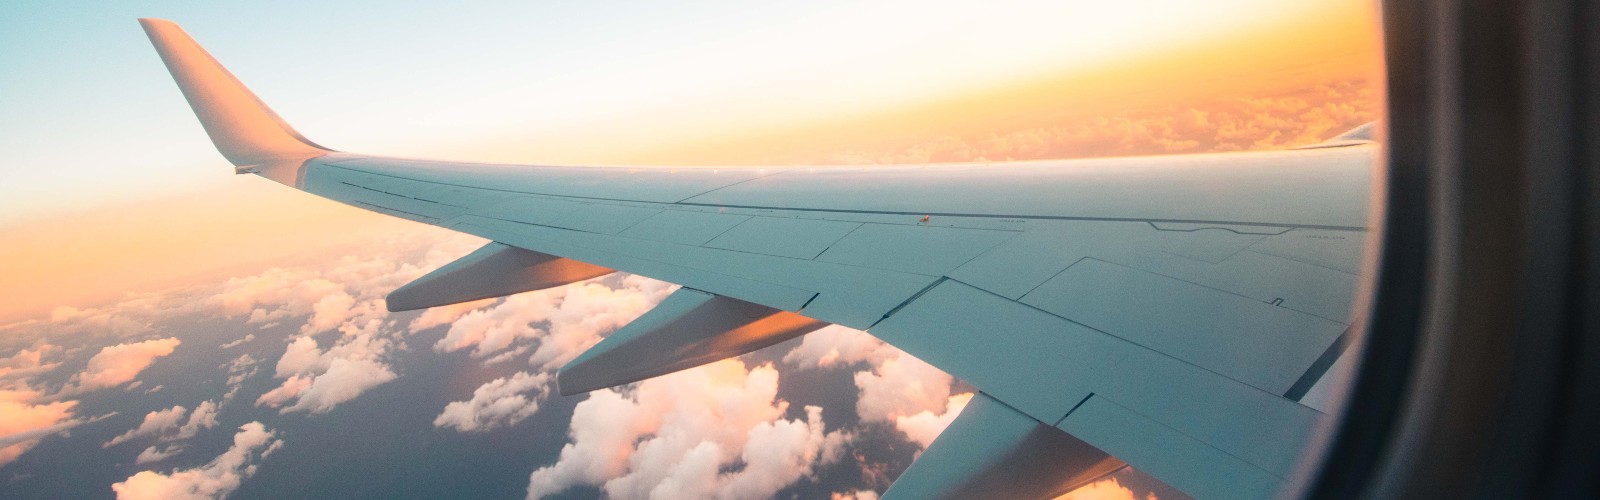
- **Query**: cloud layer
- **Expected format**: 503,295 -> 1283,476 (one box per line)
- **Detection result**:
111,422 -> 283,500
525,360 -> 850,500
0,388 -> 79,467
76,338 -> 181,391
434,371 -> 551,432
102,401 -> 219,452
803,80 -> 1379,166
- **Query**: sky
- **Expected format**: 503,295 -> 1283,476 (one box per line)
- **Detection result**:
0,1 -> 1384,499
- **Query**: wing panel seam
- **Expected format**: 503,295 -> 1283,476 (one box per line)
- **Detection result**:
319,163 -> 1368,231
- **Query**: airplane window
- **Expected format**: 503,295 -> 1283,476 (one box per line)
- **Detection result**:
5,1 -> 1489,499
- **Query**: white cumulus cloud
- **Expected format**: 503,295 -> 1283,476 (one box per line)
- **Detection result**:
0,388 -> 80,467
75,338 -> 181,391
892,393 -> 973,448
434,371 -> 551,432
433,275 -> 674,366
111,422 -> 283,500
104,405 -> 187,448
103,400 -> 221,452
0,346 -> 61,380
135,444 -> 183,465
525,360 -> 850,500
407,297 -> 500,333
782,326 -> 893,369
260,331 -> 398,414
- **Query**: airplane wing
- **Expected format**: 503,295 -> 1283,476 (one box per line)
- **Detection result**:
141,18 -> 1372,500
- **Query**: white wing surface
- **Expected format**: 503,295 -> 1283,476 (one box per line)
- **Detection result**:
142,18 -> 1372,499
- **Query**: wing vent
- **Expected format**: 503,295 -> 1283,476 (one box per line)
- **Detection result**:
557,288 -> 825,395
386,242 -> 613,312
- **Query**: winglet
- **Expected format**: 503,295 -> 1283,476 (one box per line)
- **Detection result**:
1293,121 -> 1380,150
139,18 -> 330,171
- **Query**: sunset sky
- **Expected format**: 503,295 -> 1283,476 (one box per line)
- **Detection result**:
0,0 -> 1379,322
0,1 -> 1383,499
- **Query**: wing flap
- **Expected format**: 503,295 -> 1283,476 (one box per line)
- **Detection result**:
1058,395 -> 1283,500
557,288 -> 826,395
1019,258 -> 1345,395
868,279 -> 1322,487
386,242 -> 612,312
882,392 -> 1126,500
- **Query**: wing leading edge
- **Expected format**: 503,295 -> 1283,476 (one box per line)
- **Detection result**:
142,18 -> 1373,500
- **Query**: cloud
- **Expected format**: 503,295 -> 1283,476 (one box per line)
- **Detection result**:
434,371 -> 551,432
0,388 -> 80,467
432,275 -> 674,368
262,357 -> 396,415
209,232 -> 493,337
434,292 -> 559,358
135,444 -> 183,465
1056,477 -> 1143,500
299,292 -> 390,337
111,422 -> 283,500
526,276 -> 675,371
253,375 -> 311,409
840,346 -> 973,451
103,401 -> 221,449
832,491 -> 880,500
0,345 -> 90,468
218,334 -> 254,350
0,229 -> 464,467
892,393 -> 972,448
202,231 -> 501,416
213,269 -> 345,325
177,401 -> 220,440
782,326 -> 892,369
261,330 -> 398,414
782,326 -> 971,448
3,298 -> 177,348
851,350 -> 954,425
407,297 -> 500,333
0,346 -> 61,380
75,338 -> 181,391
104,406 -> 188,448
718,405 -> 852,500
800,78 -> 1379,166
782,326 -> 975,460
221,354 -> 260,404
525,360 -> 850,500
287,357 -> 397,414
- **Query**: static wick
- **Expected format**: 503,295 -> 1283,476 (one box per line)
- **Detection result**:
919,215 -> 930,224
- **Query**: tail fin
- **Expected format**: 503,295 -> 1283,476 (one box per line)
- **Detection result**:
139,19 -> 330,170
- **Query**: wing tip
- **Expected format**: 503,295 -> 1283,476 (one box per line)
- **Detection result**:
140,16 -> 330,170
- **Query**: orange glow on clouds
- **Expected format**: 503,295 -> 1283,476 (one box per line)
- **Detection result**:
0,181 -> 415,323
452,0 -> 1380,166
